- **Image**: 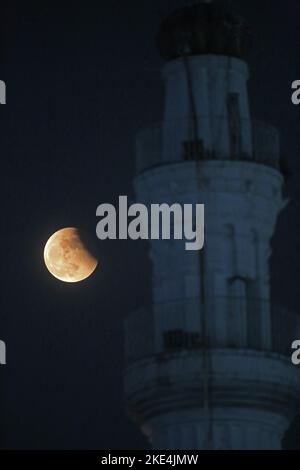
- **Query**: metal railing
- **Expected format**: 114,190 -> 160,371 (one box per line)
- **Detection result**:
124,297 -> 300,365
135,119 -> 280,175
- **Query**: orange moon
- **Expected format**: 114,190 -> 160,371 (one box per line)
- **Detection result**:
44,227 -> 98,283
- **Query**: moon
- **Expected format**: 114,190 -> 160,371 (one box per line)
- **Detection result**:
44,227 -> 98,283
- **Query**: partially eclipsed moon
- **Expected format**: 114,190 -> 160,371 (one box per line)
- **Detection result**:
44,227 -> 98,283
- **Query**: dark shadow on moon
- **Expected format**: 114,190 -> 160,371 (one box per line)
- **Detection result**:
76,228 -> 99,263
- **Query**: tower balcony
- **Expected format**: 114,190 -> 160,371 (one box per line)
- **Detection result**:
135,120 -> 280,175
124,297 -> 300,366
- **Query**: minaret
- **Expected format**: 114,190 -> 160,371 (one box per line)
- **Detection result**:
124,2 -> 300,450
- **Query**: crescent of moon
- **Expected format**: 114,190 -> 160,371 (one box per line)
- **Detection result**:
44,227 -> 98,283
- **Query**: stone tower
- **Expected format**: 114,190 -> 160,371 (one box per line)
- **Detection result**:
124,2 -> 300,450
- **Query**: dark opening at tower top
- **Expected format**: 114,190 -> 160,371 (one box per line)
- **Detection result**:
157,2 -> 251,61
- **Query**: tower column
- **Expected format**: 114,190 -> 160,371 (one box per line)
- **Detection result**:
124,2 -> 300,450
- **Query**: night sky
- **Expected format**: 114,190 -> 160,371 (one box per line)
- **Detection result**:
0,0 -> 299,450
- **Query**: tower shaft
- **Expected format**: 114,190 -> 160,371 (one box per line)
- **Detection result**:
124,3 -> 300,450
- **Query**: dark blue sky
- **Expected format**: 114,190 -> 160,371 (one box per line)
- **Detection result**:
0,0 -> 299,449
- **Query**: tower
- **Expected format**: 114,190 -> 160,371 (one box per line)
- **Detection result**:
124,2 -> 300,450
